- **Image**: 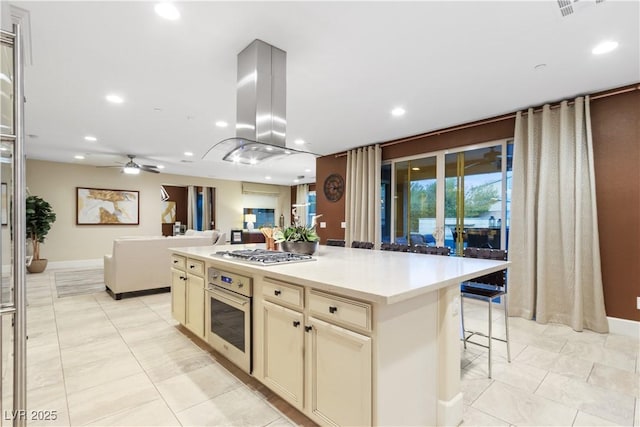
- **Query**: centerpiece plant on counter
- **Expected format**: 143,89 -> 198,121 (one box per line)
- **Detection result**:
273,225 -> 319,255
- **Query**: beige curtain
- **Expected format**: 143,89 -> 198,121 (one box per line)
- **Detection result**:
509,96 -> 608,333
202,187 -> 212,230
345,144 -> 381,246
295,184 -> 309,226
187,185 -> 197,230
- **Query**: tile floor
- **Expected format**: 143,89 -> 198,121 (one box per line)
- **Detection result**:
1,268 -> 638,426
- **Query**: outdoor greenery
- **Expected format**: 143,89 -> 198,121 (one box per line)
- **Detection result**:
273,225 -> 319,243
26,195 -> 57,260
409,179 -> 498,230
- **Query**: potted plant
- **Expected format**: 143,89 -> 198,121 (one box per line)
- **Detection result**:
273,225 -> 319,255
26,195 -> 56,273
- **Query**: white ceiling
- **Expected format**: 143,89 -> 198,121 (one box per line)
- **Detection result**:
12,0 -> 640,186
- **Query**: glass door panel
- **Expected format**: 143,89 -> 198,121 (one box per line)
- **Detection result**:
394,156 -> 437,246
445,145 -> 504,255
0,43 -> 13,135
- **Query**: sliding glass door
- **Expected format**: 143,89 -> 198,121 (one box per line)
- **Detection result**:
383,139 -> 512,255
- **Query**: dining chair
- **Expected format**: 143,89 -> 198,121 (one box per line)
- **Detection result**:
326,239 -> 346,247
413,245 -> 450,256
460,247 -> 510,378
351,241 -> 374,249
380,242 -> 392,251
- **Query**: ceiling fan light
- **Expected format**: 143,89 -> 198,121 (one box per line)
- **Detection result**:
123,166 -> 140,175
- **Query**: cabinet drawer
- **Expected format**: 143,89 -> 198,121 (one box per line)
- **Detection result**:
186,258 -> 204,276
309,291 -> 372,332
263,278 -> 304,309
171,254 -> 186,270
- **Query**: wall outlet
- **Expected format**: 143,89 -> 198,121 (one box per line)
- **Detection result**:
319,222 -> 326,228
340,221 -> 346,229
637,297 -> 640,310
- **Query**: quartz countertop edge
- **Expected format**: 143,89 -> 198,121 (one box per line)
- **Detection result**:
169,244 -> 511,305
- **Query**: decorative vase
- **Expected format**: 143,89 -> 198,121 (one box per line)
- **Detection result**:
27,259 -> 48,274
281,241 -> 318,255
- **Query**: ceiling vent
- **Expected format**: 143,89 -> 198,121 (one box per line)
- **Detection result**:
557,0 -> 605,17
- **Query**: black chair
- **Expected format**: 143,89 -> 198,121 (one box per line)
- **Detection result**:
460,248 -> 510,378
390,243 -> 410,252
380,242 -> 392,251
326,239 -> 346,247
413,245 -> 450,256
351,241 -> 374,249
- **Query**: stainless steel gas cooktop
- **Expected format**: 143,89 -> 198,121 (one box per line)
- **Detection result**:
213,249 -> 315,266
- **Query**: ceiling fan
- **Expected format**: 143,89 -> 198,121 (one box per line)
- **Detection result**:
99,154 -> 160,174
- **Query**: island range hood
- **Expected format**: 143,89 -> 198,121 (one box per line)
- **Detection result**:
205,39 -> 314,165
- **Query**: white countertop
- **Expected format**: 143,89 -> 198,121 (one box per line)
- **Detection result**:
171,244 -> 510,305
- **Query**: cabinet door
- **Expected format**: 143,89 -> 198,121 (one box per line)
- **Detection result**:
171,268 -> 186,324
262,300 -> 304,409
307,316 -> 372,427
186,273 -> 205,338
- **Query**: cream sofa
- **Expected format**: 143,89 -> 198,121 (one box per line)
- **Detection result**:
103,231 -> 226,299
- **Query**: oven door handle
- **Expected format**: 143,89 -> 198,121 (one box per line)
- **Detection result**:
208,286 -> 249,308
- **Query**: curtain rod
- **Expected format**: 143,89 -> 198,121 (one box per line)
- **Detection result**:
333,84 -> 639,157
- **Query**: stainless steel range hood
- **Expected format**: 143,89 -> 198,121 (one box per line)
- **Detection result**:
205,39 -> 314,165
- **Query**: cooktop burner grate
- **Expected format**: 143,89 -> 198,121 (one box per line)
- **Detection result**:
213,249 -> 315,265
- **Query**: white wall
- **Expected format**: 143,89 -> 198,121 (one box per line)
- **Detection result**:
26,159 -> 291,262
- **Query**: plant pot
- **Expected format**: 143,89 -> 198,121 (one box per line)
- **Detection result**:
280,241 -> 318,255
27,259 -> 48,274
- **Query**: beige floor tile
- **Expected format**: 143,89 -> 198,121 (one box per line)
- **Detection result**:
55,309 -> 110,331
176,386 -> 281,427
60,335 -> 131,367
511,330 -> 568,353
587,362 -> 639,398
470,357 -> 547,393
515,345 -> 593,380
604,333 -> 640,357
542,323 -> 608,346
66,372 -> 161,425
472,380 -> 577,426
142,352 -> 217,383
63,351 -> 143,394
535,372 -> 635,425
560,340 -> 636,372
57,323 -> 120,349
155,363 -> 241,412
25,383 -> 70,427
117,320 -> 184,346
572,410 -> 620,426
27,359 -> 64,391
84,398 -> 180,427
106,308 -> 165,331
460,373 -> 492,405
461,405 -> 510,426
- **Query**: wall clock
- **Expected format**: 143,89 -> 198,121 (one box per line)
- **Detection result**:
323,173 -> 345,202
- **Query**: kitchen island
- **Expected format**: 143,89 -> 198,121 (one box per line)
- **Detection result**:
170,244 -> 510,426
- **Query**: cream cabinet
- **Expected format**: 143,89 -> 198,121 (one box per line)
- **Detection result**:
262,300 -> 304,409
257,278 -> 373,426
171,267 -> 187,324
307,316 -> 372,427
171,255 -> 205,339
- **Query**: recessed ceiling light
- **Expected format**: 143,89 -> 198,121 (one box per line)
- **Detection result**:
284,150 -> 291,155
154,2 -> 180,20
534,63 -> 547,71
294,139 -> 305,145
592,40 -> 619,55
184,151 -> 193,156
411,167 -> 420,171
74,155 -> 85,160
293,179 -> 299,183
265,176 -> 272,180
249,158 -> 258,165
304,168 -> 311,173
156,165 -> 165,169
84,136 -> 97,142
391,107 -> 406,117
105,94 -> 124,104
215,121 -> 228,128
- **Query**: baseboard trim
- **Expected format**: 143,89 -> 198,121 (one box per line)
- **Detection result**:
607,316 -> 639,338
47,259 -> 103,270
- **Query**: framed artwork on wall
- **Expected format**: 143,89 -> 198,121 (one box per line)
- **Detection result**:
76,187 -> 139,225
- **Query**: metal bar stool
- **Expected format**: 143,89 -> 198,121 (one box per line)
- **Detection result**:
460,247 -> 510,378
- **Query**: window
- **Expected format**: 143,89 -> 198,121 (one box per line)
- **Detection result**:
243,208 -> 275,229
306,190 -> 316,226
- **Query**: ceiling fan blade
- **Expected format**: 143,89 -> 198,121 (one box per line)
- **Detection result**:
140,165 -> 160,173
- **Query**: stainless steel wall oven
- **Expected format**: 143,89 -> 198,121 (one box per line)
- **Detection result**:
206,267 -> 252,373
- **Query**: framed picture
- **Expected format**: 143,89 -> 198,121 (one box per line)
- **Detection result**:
230,229 -> 243,244
161,200 -> 176,224
76,187 -> 139,225
1,183 -> 7,225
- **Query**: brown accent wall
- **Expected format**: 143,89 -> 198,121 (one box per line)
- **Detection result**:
590,90 -> 640,321
315,86 -> 640,322
316,154 -> 348,243
161,185 -> 188,236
